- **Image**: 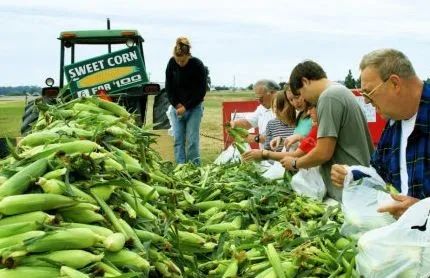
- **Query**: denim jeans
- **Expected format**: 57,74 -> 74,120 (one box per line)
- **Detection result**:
170,103 -> 204,165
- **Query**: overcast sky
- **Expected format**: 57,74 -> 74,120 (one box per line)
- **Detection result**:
1,0 -> 430,87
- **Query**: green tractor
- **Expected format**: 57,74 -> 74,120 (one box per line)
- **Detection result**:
20,27 -> 170,136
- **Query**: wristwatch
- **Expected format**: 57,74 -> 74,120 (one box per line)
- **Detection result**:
292,159 -> 298,170
254,135 -> 260,143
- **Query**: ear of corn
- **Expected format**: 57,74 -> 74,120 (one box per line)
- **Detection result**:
60,209 -> 105,224
18,131 -> 61,147
42,168 -> 67,180
131,179 -> 159,200
0,230 -> 45,250
105,249 -> 150,271
25,228 -> 104,253
0,211 -> 54,226
222,259 -> 239,278
18,250 -> 103,269
94,262 -> 123,277
178,231 -> 206,246
90,185 -> 116,201
60,265 -> 90,278
195,200 -> 226,211
59,223 -> 114,237
265,243 -> 286,278
28,140 -> 100,163
135,229 -> 167,244
120,191 -> 156,220
0,158 -> 49,197
0,266 -> 60,278
72,103 -> 114,116
89,97 -> 130,118
118,218 -> 145,252
103,233 -> 126,252
0,222 -> 41,238
0,193 -> 76,215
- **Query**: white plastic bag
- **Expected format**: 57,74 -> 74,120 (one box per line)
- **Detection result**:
356,197 -> 430,278
213,144 -> 251,165
340,166 -> 396,239
262,161 -> 285,180
166,105 -> 175,137
291,167 -> 326,201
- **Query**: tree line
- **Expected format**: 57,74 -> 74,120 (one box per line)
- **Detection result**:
0,86 -> 41,96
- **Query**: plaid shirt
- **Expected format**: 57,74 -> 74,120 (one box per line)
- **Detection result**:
371,81 -> 430,199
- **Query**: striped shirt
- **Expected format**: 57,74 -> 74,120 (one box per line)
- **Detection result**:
263,118 -> 295,151
371,81 -> 430,199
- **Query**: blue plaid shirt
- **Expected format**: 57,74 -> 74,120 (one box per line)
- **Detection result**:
371,81 -> 430,199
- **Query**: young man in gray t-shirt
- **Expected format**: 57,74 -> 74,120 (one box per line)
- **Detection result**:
281,60 -> 374,201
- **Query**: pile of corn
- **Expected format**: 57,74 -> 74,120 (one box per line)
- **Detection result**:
0,97 -> 357,277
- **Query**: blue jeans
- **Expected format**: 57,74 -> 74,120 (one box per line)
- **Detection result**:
170,103 -> 204,165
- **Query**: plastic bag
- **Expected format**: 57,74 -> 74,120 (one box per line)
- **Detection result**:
262,161 -> 285,180
291,167 -> 326,201
340,165 -> 396,239
213,144 -> 251,165
356,197 -> 430,278
166,105 -> 175,137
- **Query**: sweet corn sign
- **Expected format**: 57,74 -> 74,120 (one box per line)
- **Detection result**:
64,46 -> 148,96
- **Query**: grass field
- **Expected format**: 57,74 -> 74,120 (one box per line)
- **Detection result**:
0,91 -> 254,164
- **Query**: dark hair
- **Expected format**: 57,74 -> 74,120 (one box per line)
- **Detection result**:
289,60 -> 327,95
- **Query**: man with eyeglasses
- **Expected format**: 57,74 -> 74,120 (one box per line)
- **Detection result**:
229,79 -> 278,146
281,60 -> 374,201
331,48 -> 430,218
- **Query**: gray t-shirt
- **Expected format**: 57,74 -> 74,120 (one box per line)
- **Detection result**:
317,83 -> 374,201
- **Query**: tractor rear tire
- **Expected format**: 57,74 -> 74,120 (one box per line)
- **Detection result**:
0,138 -> 8,159
20,99 -> 39,136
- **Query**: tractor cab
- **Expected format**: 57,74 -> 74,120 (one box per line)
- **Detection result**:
22,28 -> 170,135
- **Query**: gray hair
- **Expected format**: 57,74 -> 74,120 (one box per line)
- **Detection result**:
254,79 -> 280,93
359,48 -> 416,80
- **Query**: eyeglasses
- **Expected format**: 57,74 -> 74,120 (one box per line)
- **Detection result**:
362,78 -> 389,101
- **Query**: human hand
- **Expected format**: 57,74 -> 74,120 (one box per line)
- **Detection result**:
377,194 -> 420,219
280,156 -> 296,171
270,137 -> 281,151
284,134 -> 303,148
331,164 -> 348,188
242,150 -> 262,162
176,105 -> 186,116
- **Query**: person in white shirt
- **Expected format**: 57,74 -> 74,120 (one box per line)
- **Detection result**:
230,79 -> 279,145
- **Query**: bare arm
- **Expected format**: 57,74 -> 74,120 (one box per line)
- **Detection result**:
280,137 -> 336,170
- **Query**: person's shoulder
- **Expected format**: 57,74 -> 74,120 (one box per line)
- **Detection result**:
189,57 -> 204,66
